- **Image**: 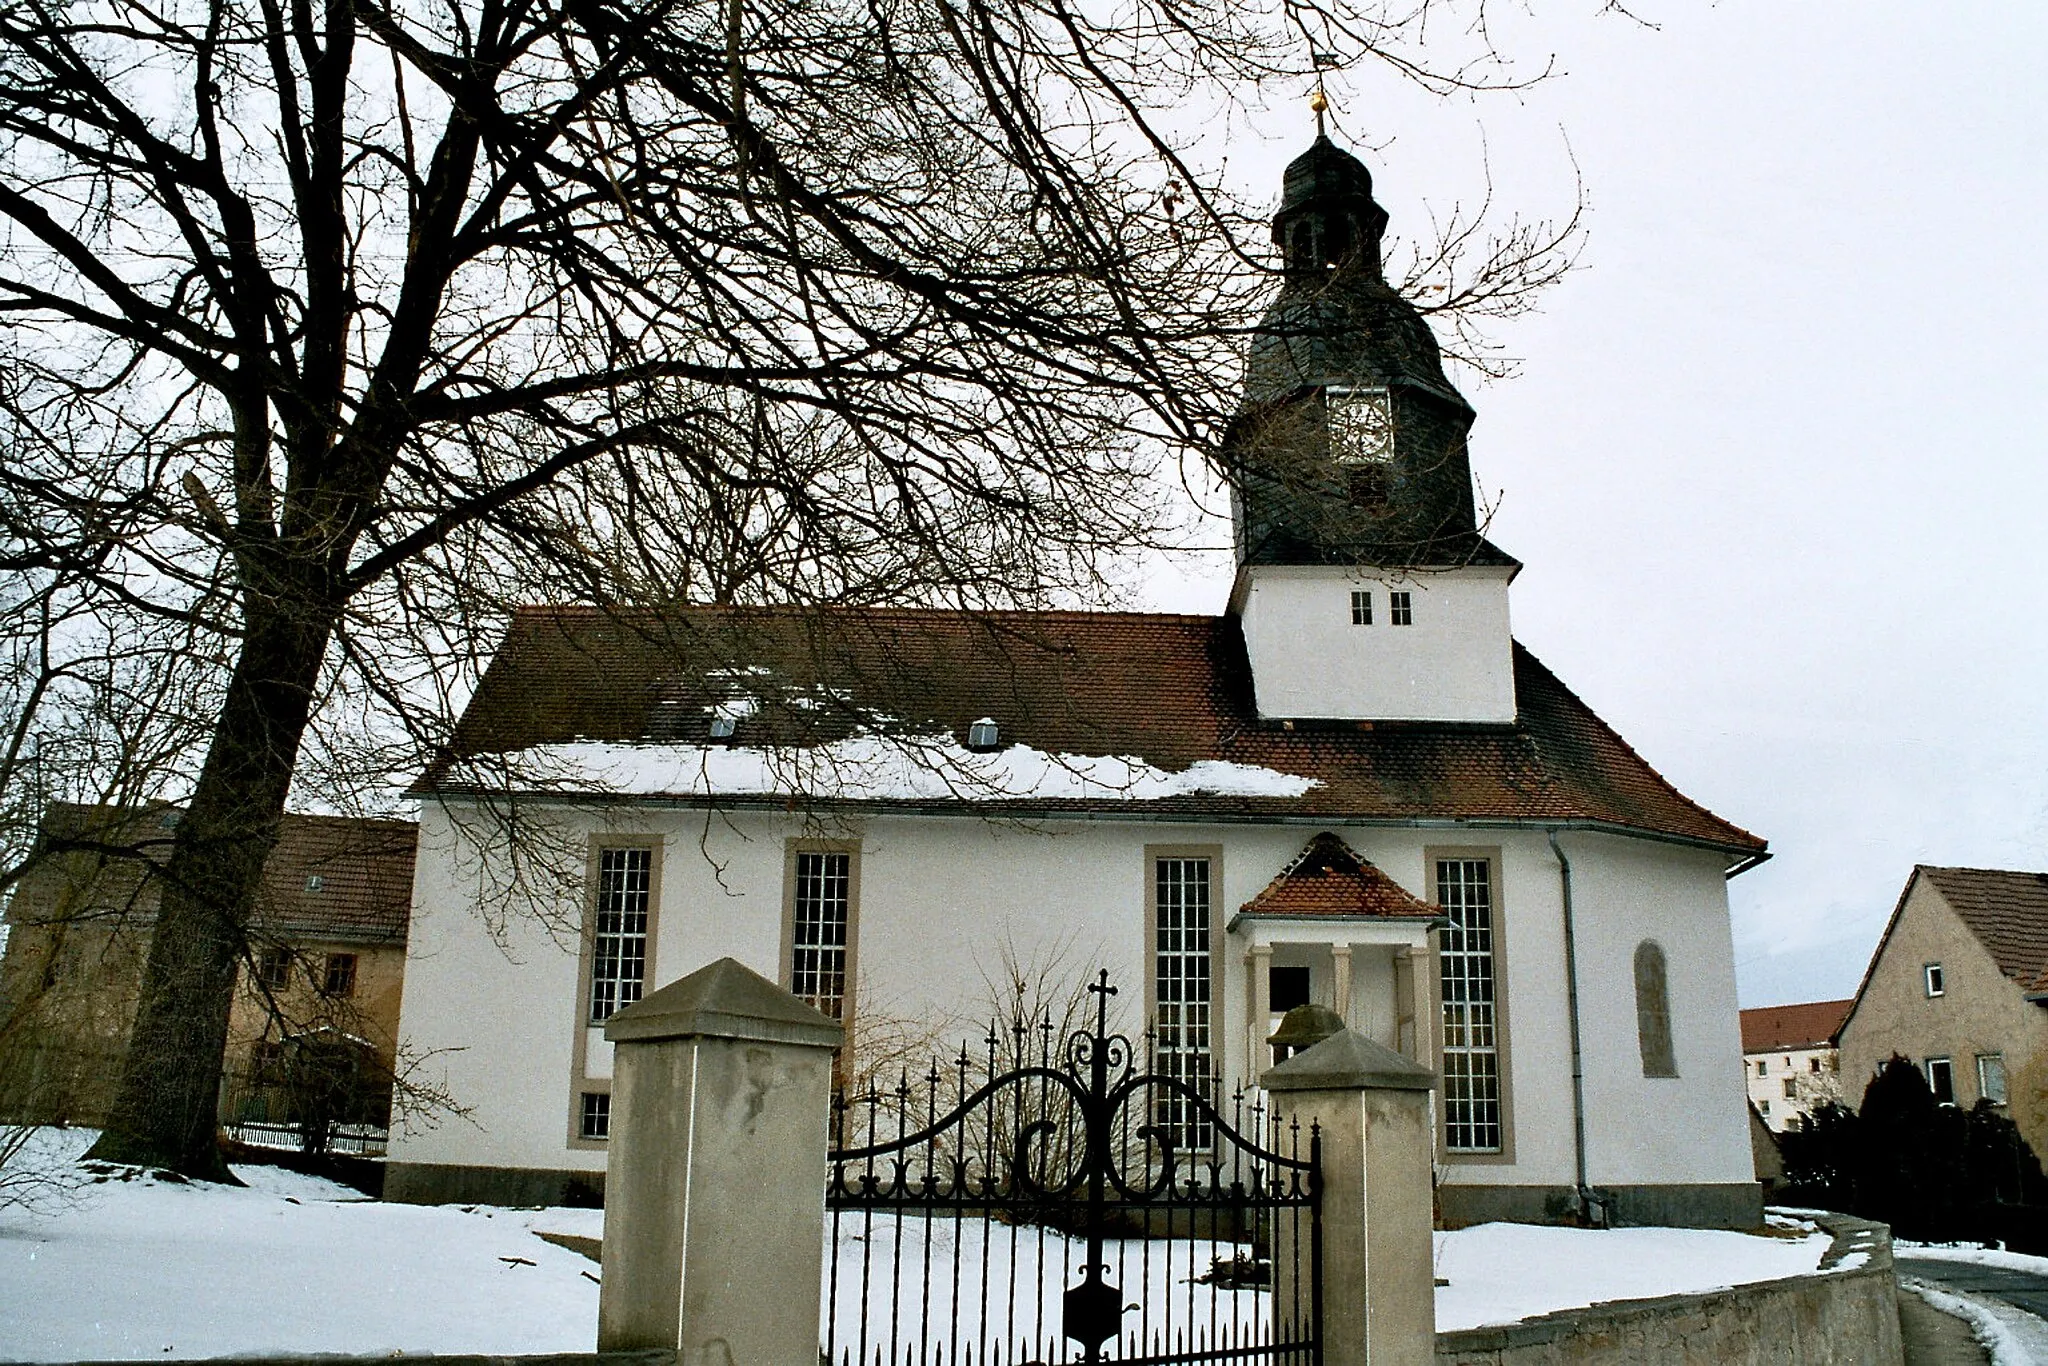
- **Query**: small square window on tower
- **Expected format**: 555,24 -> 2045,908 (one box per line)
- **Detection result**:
1389,590 -> 1413,626
1349,590 -> 1372,625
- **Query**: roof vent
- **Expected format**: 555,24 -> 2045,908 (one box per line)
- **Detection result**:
966,717 -> 1000,751
708,714 -> 737,741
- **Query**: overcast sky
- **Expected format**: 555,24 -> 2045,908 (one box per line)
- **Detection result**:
1130,4 -> 2048,1008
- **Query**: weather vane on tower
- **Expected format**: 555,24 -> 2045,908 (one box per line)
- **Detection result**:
1309,47 -> 1339,138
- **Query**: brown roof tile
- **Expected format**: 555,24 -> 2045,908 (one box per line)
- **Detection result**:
1238,832 -> 1439,920
414,606 -> 1765,856
11,805 -> 416,945
1918,866 -> 2048,990
1739,999 -> 1853,1053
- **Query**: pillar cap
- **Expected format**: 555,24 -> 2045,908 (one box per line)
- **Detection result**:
605,956 -> 846,1048
1260,1026 -> 1435,1092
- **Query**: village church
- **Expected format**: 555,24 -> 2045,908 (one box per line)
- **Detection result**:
388,132 -> 1770,1230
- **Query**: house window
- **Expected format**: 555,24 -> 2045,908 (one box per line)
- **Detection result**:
1633,941 -> 1677,1077
1925,963 -> 1945,997
304,874 -> 325,892
1756,1059 -> 1767,1078
1978,1054 -> 2008,1106
1350,590 -> 1373,626
256,947 -> 291,991
1154,855 -> 1213,1148
1926,1056 -> 1955,1105
1759,1099 -> 1771,1115
1782,1078 -> 1797,1099
589,847 -> 653,1022
321,953 -> 358,997
1438,857 -> 1502,1152
1810,1057 -> 1822,1073
579,1091 -> 611,1140
1389,591 -> 1413,626
791,850 -> 853,1020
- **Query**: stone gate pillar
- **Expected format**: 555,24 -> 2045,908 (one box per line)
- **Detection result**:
1264,1027 -> 1437,1366
597,957 -> 843,1363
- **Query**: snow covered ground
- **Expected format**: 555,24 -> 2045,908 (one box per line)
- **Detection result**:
1430,1218 -> 1835,1332
0,1130 -> 600,1361
0,1130 -> 1842,1361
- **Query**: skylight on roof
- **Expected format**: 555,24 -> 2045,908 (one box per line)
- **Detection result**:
966,718 -> 1000,750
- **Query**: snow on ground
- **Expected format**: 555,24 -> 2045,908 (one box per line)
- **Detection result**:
0,1131 -> 599,1361
0,1130 -> 1847,1361
488,736 -> 1319,802
823,1212 -> 1276,1364
1901,1281 -> 2044,1366
1899,1241 -> 2048,1278
1430,1220 -> 1835,1332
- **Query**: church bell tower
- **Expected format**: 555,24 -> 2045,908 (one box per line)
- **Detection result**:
1225,131 -> 1520,724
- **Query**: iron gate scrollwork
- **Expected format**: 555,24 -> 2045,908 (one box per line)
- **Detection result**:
825,973 -> 1322,1366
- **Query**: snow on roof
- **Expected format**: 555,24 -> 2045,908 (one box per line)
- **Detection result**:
478,735 -> 1320,804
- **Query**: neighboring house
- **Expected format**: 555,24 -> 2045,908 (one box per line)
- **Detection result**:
391,132 -> 1770,1228
1837,866 -> 2048,1157
1740,998 -> 1851,1131
0,804 -> 416,1134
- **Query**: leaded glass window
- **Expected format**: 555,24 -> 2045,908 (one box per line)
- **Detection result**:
1155,856 -> 1213,1149
792,851 -> 852,1019
1438,857 -> 1502,1152
589,847 -> 652,1022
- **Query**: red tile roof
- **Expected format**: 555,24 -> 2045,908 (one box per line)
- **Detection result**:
12,805 -> 416,945
1238,832 -> 1440,920
1917,866 -> 2048,990
1739,999 -> 1853,1053
414,606 -> 1765,856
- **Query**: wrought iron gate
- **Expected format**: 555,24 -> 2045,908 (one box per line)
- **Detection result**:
825,973 -> 1322,1366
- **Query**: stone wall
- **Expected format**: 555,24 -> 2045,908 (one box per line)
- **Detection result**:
1435,1214 -> 1902,1366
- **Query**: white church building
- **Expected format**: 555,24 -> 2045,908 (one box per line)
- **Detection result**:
387,134 -> 1769,1229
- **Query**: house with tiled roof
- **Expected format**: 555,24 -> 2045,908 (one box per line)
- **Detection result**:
390,132 -> 1769,1228
0,804 -> 416,1136
1740,999 -> 1852,1131
1838,866 -> 2048,1157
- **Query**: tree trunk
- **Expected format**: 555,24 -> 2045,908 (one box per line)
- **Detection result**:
84,597 -> 335,1177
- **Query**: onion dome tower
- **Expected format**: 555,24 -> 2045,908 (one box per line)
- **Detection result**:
1225,128 -> 1520,724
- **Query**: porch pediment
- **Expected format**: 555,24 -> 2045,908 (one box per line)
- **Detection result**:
1232,831 -> 1442,927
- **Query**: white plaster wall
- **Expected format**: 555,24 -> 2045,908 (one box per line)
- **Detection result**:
1561,832 -> 1755,1187
392,801 -> 1751,1194
1237,565 -> 1516,723
391,802 -> 603,1173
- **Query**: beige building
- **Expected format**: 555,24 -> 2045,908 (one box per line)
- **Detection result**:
1739,998 -> 1850,1131
1836,866 -> 2048,1157
0,804 -> 416,1135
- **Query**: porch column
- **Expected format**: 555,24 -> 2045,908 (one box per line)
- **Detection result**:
1265,1029 -> 1437,1366
1394,943 -> 1435,1067
1248,943 -> 1273,1077
1330,943 -> 1353,1024
597,957 -> 843,1359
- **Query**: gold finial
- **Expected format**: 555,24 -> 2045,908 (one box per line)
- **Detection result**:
1309,85 -> 1329,137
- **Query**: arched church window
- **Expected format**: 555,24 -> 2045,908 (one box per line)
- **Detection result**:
1635,941 -> 1677,1077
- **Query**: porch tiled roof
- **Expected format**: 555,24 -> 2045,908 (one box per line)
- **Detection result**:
413,605 -> 1765,856
1238,832 -> 1439,920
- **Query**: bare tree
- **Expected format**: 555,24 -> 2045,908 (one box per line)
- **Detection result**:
0,0 -> 1586,1176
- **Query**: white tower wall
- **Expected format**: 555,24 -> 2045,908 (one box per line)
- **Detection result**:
1237,564 -> 1517,723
